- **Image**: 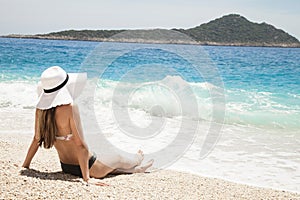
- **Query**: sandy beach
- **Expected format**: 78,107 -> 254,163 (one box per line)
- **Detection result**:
0,133 -> 298,200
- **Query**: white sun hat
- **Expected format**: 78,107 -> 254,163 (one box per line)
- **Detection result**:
36,66 -> 87,110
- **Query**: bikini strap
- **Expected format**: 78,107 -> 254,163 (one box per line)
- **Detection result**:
56,134 -> 73,141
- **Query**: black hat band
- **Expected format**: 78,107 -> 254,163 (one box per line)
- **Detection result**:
44,74 -> 69,93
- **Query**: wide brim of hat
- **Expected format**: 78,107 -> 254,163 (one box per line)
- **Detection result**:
36,73 -> 87,110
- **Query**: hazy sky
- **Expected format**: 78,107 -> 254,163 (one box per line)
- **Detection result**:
1,0 -> 300,40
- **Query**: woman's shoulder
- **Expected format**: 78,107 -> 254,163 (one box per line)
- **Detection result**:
56,104 -> 80,115
55,104 -> 74,115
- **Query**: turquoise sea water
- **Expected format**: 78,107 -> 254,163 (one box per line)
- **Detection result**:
0,38 -> 299,191
0,38 -> 299,129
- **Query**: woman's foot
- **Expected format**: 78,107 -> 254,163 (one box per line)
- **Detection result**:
111,159 -> 154,174
134,159 -> 154,173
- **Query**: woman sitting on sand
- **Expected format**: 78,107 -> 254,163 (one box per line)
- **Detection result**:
22,66 -> 153,186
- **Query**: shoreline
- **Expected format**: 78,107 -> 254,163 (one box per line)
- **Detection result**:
1,35 -> 300,48
1,133 -> 299,199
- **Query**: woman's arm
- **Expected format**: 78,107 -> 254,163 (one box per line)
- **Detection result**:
22,110 -> 40,168
69,104 -> 90,182
22,138 -> 39,168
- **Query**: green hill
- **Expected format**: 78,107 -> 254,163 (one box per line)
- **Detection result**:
177,14 -> 300,47
3,14 -> 300,47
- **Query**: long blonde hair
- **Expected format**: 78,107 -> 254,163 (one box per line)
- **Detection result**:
37,107 -> 57,148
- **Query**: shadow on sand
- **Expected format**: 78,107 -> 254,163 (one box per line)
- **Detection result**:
19,168 -> 131,183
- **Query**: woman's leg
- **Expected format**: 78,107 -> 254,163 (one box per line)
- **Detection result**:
90,150 -> 153,178
89,160 -> 115,178
100,150 -> 144,170
111,159 -> 154,174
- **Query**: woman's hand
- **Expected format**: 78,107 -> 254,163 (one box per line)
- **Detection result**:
22,164 -> 30,169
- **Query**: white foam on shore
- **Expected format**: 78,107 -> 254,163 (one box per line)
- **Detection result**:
167,124 -> 300,193
84,102 -> 300,192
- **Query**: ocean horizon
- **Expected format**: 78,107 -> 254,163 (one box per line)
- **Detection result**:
0,37 -> 299,192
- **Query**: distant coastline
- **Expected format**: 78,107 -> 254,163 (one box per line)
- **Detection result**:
2,14 -> 300,48
3,34 -> 300,48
